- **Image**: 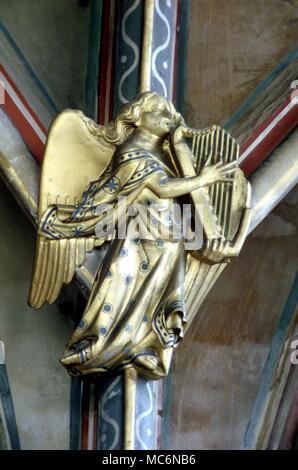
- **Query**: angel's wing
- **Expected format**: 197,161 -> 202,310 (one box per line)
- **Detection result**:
29,110 -> 115,309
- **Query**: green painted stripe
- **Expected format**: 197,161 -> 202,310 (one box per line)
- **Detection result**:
69,377 -> 82,450
95,374 -> 124,450
0,365 -> 20,450
175,0 -> 190,114
84,0 -> 103,119
161,362 -> 174,450
244,270 -> 298,449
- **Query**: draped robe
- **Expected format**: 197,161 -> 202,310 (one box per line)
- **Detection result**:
39,144 -> 187,379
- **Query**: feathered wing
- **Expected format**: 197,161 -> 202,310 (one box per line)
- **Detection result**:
29,110 -> 115,309
29,237 -> 97,309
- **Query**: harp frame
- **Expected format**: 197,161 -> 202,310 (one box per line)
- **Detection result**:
174,124 -> 252,263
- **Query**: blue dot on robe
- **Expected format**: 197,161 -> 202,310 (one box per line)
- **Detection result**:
143,314 -> 148,323
124,324 -> 132,333
102,303 -> 113,313
78,319 -> 87,329
123,275 -> 132,285
99,326 -> 108,336
140,262 -> 150,272
159,175 -> 168,186
120,247 -> 128,256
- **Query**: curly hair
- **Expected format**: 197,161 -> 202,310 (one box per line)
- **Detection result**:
83,92 -> 183,146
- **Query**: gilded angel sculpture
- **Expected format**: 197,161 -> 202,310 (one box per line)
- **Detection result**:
29,92 -> 251,380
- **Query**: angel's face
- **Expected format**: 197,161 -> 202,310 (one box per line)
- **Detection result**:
138,97 -> 174,138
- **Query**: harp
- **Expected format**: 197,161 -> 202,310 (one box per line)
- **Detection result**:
176,125 -> 251,261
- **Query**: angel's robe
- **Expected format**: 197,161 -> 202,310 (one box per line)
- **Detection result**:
39,146 -> 186,379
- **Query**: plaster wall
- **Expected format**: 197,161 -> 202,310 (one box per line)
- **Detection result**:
0,179 -> 73,449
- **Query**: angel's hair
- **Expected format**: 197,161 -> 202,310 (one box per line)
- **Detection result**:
83,92 -> 183,146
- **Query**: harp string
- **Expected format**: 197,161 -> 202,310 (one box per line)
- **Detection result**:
211,127 -> 220,216
225,137 -> 235,238
222,135 -> 231,236
215,130 -> 225,229
191,127 -> 238,240
220,133 -> 229,230
208,129 -> 216,205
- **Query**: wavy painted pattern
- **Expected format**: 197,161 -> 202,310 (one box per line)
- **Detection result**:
118,0 -> 140,104
151,0 -> 177,99
113,0 -> 143,115
98,376 -> 123,450
135,379 -> 157,450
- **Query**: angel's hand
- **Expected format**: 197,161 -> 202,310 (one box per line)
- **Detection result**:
199,160 -> 237,186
